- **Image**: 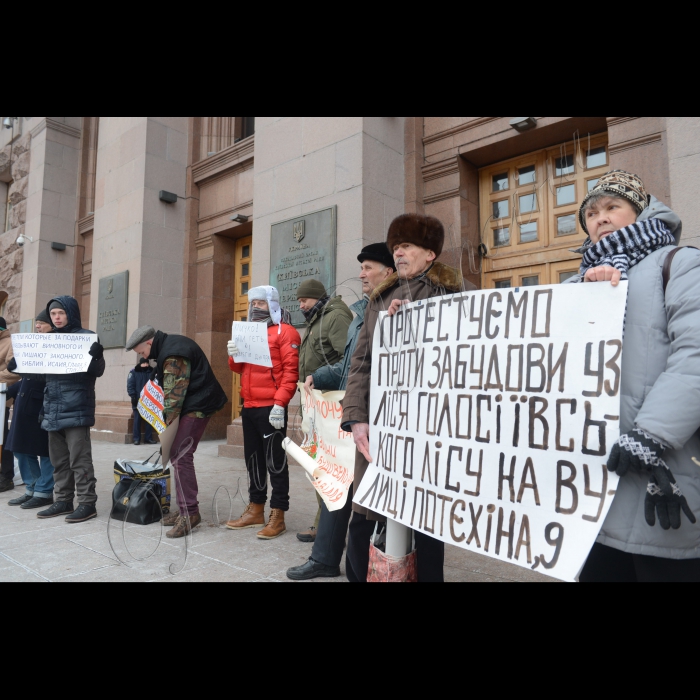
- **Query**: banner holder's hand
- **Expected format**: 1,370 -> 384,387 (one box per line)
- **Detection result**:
304,375 -> 314,395
227,340 -> 240,358
351,423 -> 373,463
584,266 -> 622,287
387,299 -> 410,317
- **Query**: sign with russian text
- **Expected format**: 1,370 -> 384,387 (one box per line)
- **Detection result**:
354,282 -> 628,582
11,333 -> 94,374
231,322 -> 273,368
138,380 -> 167,435
298,384 -> 356,511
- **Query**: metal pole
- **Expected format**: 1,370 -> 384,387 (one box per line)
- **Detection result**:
385,519 -> 412,558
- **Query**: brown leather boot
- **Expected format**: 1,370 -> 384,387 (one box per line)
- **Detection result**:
257,508 -> 286,540
163,511 -> 180,527
166,512 -> 202,539
227,503 -> 265,530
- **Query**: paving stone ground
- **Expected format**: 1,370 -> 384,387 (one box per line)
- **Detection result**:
0,440 -> 556,583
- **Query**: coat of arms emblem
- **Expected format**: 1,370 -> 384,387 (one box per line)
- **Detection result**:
293,221 -> 305,243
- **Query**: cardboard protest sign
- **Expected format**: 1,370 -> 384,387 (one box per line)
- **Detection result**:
231,322 -> 273,368
354,282 -> 628,582
293,384 -> 356,511
11,333 -> 95,374
138,380 -> 167,435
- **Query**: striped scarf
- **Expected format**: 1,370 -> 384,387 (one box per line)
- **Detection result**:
571,218 -> 675,283
302,296 -> 330,323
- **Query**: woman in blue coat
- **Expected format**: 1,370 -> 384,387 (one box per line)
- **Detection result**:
7,312 -> 55,510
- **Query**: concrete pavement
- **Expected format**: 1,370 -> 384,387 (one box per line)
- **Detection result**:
0,440 -> 555,583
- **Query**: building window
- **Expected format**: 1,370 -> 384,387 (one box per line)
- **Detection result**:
480,133 -> 609,288
242,117 -> 255,140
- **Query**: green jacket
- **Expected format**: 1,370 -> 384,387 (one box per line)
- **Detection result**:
298,296 -> 353,381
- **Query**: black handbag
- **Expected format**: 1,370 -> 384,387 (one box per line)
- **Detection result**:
111,457 -> 164,526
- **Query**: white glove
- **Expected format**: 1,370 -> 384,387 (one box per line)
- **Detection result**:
227,341 -> 240,358
269,405 -> 286,431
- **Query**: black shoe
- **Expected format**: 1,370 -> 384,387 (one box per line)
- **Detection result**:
9,494 -> 33,507
37,501 -> 75,519
133,441 -> 141,446
146,439 -> 158,445
0,478 -> 15,493
21,496 -> 54,511
66,504 -> 97,524
296,527 -> 317,543
286,558 -> 341,581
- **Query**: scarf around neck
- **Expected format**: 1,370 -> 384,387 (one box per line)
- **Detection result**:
250,306 -> 293,328
302,296 -> 330,323
571,218 -> 676,283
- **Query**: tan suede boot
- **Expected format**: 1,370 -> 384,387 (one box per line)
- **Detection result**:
227,503 -> 265,530
163,511 -> 180,527
166,513 -> 202,539
257,509 -> 286,540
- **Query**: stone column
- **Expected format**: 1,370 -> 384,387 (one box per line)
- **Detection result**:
667,117 -> 700,249
91,117 -> 189,442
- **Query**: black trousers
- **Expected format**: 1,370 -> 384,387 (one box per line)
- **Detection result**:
580,543 -> 700,583
346,511 -> 446,583
311,486 -> 353,568
242,406 -> 290,512
1,407 -> 13,481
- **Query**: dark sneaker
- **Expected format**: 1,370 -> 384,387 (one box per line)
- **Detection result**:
296,527 -> 317,543
9,494 -> 33,507
66,504 -> 97,524
0,478 -> 15,493
286,558 -> 341,581
21,496 -> 54,511
146,439 -> 158,445
133,441 -> 141,446
38,501 -> 75,519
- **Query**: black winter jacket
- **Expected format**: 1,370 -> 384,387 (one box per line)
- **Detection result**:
127,364 -> 151,408
41,296 -> 106,433
6,377 -> 50,457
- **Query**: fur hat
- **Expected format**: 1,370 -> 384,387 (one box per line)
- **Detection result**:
358,243 -> 396,271
386,214 -> 445,258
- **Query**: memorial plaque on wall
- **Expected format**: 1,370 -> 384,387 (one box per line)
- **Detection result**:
270,207 -> 337,327
97,271 -> 129,349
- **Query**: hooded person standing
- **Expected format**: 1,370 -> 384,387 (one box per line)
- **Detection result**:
342,214 -> 477,583
0,316 -> 20,493
287,243 -> 396,580
31,297 -> 105,524
226,286 -> 301,540
564,170 -> 700,583
296,280 -> 353,543
127,358 -> 157,446
126,325 -> 228,539
5,311 -> 55,510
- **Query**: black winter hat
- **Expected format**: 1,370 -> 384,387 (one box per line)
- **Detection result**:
36,310 -> 51,324
49,301 -> 65,312
0,317 -> 6,331
386,214 -> 445,258
358,243 -> 396,271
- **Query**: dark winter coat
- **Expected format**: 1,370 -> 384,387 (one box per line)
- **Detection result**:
342,262 -> 476,519
312,299 -> 367,392
6,377 -> 50,457
127,364 -> 152,408
41,296 -> 106,433
298,296 -> 353,381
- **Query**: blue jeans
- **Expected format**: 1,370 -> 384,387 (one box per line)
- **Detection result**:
132,408 -> 154,443
15,454 -> 55,498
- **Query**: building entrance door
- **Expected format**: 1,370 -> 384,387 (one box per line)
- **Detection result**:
480,133 -> 609,289
232,236 -> 252,421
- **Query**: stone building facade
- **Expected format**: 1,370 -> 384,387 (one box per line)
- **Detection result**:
1,117 -> 699,448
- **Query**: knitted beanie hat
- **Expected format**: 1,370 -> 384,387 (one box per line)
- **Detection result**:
296,280 -> 327,300
579,170 -> 649,234
36,310 -> 51,324
49,301 -> 65,312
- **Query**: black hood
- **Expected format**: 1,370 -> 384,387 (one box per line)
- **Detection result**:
134,362 -> 152,373
46,295 -> 84,333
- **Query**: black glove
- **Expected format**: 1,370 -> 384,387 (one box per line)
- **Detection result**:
645,471 -> 697,531
89,342 -> 104,361
7,358 -> 17,373
608,429 -> 668,477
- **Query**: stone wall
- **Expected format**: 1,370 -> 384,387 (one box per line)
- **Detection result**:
0,133 -> 31,329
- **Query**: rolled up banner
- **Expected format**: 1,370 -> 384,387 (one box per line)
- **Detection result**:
282,438 -> 317,480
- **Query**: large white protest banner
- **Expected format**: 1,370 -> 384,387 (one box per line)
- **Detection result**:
288,384 -> 356,511
11,333 -> 94,374
354,282 -> 628,582
231,322 -> 272,368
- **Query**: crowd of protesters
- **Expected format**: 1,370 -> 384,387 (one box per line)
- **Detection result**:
1,168 -> 699,582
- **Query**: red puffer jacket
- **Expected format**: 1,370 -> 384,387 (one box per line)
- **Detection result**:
229,323 -> 301,409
